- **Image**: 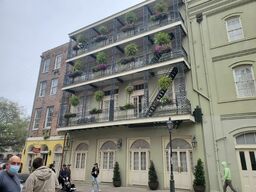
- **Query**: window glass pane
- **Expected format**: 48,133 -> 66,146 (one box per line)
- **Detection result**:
109,152 -> 114,169
33,109 -> 41,129
101,141 -> 117,150
180,152 -> 187,172
141,152 -> 146,170
42,59 -> 50,73
39,81 -> 47,97
50,79 -> 58,95
173,152 -> 178,172
81,153 -> 86,169
134,152 -> 139,170
249,151 -> 256,171
54,54 -> 62,69
239,151 -> 247,170
45,107 -> 54,127
236,134 -> 245,144
76,153 -> 81,168
245,133 -> 256,144
226,17 -> 243,41
103,152 -> 108,169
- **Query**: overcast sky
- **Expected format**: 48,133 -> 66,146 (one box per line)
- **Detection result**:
0,0 -> 144,116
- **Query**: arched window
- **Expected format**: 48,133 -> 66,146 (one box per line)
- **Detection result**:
131,139 -> 150,149
233,65 -> 256,98
100,141 -> 117,170
166,138 -> 192,150
236,132 -> 256,145
75,143 -> 88,151
225,16 -> 244,42
100,141 -> 117,150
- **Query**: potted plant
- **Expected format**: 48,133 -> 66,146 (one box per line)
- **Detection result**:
158,76 -> 171,90
153,32 -> 171,55
119,43 -> 138,65
159,96 -> 173,106
94,25 -> 108,42
121,11 -> 137,32
94,90 -> 104,110
193,158 -> 206,192
89,108 -> 102,114
64,113 -> 77,119
150,1 -> 168,21
148,160 -> 159,190
69,95 -> 80,107
112,162 -> 121,187
68,60 -> 84,78
76,35 -> 87,48
119,103 -> 135,111
93,52 -> 108,72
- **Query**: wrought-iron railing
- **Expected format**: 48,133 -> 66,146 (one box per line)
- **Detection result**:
59,98 -> 191,128
68,11 -> 183,59
63,49 -> 187,86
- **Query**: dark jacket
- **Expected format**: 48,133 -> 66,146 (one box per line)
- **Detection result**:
91,167 -> 99,178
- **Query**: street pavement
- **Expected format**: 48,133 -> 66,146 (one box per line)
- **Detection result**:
73,181 -> 185,192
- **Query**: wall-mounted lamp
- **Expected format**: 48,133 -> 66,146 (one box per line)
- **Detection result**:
117,139 -> 122,149
192,136 -> 197,148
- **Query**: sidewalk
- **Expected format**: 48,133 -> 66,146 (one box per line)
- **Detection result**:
73,181 -> 186,192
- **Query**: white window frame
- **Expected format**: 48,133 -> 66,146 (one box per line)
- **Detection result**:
42,58 -> 50,73
44,106 -> 54,128
39,81 -> 47,97
225,16 -> 244,42
233,65 -> 256,98
54,54 -> 62,69
32,108 -> 41,130
50,78 -> 58,95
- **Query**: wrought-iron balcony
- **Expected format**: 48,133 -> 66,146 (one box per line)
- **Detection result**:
67,10 -> 184,60
59,98 -> 191,128
63,49 -> 187,87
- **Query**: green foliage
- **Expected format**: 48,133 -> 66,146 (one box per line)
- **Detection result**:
125,11 -> 137,24
113,162 -> 121,187
119,103 -> 135,111
125,85 -> 134,95
70,95 -> 79,106
124,43 -> 138,57
148,160 -> 159,190
94,90 -> 104,102
64,113 -> 77,119
154,1 -> 167,13
158,76 -> 171,90
193,158 -> 206,186
73,60 -> 84,71
0,97 -> 29,152
154,32 -> 171,45
89,108 -> 102,114
77,35 -> 87,44
96,51 -> 107,64
98,25 -> 108,35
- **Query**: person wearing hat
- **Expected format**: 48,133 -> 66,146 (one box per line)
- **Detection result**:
58,164 -> 68,189
91,163 -> 100,192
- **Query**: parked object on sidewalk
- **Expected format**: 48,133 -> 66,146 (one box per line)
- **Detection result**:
193,158 -> 206,192
148,160 -> 159,190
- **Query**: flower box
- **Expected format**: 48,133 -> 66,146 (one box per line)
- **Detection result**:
68,71 -> 83,78
119,103 -> 135,111
119,57 -> 135,65
92,64 -> 108,72
121,24 -> 135,32
150,12 -> 168,21
89,108 -> 102,114
94,35 -> 108,43
153,45 -> 171,55
64,113 -> 77,119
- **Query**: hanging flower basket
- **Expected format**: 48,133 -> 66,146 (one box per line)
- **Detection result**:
150,12 -> 168,21
158,76 -> 171,90
89,108 -> 103,114
153,45 -> 171,55
70,95 -> 80,106
92,64 -> 108,72
64,113 -> 77,119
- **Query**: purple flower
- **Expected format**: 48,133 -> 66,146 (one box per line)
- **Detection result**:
97,64 -> 108,70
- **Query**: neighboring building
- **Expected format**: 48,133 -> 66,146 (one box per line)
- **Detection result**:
58,0 -> 204,190
187,0 -> 256,191
22,43 -> 69,174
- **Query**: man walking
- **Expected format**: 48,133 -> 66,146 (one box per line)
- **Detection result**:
22,157 -> 61,192
221,161 -> 238,192
91,163 -> 100,192
0,155 -> 21,192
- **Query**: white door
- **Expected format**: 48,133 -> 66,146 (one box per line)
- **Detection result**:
237,150 -> 256,192
132,95 -> 144,118
72,143 -> 88,180
164,139 -> 192,190
100,151 -> 115,182
128,139 -> 150,186
54,153 -> 62,175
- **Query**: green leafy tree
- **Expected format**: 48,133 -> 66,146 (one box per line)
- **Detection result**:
148,160 -> 159,190
0,97 -> 29,152
113,162 -> 121,187
193,158 -> 206,186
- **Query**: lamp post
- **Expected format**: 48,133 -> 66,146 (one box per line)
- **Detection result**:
167,118 -> 175,192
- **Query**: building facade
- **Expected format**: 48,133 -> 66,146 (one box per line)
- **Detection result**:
187,0 -> 256,191
22,43 -> 69,174
58,0 -> 205,190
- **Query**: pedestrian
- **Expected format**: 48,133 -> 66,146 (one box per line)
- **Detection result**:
67,164 -> 71,181
49,163 -> 56,173
0,155 -> 21,192
22,157 -> 61,192
91,163 -> 100,192
221,161 -> 238,192
58,164 -> 68,188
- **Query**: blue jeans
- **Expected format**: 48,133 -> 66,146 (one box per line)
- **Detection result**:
91,176 -> 99,192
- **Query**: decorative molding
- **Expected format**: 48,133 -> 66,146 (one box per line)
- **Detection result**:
220,112 -> 256,120
212,47 -> 256,62
27,135 -> 65,141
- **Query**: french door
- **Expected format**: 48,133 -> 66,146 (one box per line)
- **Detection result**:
100,151 -> 115,182
133,95 -> 144,117
73,151 -> 87,180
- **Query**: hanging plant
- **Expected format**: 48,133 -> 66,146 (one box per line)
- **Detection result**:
125,85 -> 134,95
121,12 -> 137,32
158,76 -> 171,90
94,25 -> 108,43
154,32 -> 171,45
64,113 -> 77,119
89,108 -> 102,114
76,35 -> 87,49
98,25 -> 108,35
69,95 -> 79,106
96,52 -> 107,64
120,43 -> 138,65
94,90 -> 104,103
151,1 -> 168,21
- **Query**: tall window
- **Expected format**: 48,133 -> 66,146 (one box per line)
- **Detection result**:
45,106 -> 54,128
233,65 -> 256,98
50,78 -> 58,95
54,54 -> 62,69
226,16 -> 244,42
39,81 -> 47,97
42,58 -> 50,73
32,108 -> 42,129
